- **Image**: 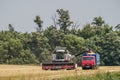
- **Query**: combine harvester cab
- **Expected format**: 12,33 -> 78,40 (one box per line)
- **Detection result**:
42,47 -> 77,70
81,53 -> 100,70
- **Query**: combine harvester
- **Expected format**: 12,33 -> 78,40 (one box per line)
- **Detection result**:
42,47 -> 77,70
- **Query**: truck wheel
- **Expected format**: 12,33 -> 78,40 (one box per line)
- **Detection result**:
92,66 -> 95,69
82,67 -> 85,70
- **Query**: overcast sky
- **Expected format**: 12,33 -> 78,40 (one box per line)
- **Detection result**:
0,0 -> 120,33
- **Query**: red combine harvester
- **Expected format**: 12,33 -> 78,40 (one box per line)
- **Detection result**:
42,47 -> 77,70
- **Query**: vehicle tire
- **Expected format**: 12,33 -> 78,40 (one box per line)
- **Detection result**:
82,67 -> 85,70
92,66 -> 95,69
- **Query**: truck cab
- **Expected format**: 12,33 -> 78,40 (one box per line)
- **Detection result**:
82,56 -> 96,69
81,53 -> 100,70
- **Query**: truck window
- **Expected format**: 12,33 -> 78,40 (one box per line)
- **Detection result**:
83,57 -> 94,60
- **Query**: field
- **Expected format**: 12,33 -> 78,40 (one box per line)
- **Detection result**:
0,65 -> 120,80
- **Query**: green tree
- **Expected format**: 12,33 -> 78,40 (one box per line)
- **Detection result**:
102,32 -> 120,65
56,9 -> 73,34
115,24 -> 120,36
93,24 -> 113,36
61,34 -> 85,54
19,32 -> 32,50
79,24 -> 95,39
0,41 -> 9,63
8,24 -> 14,32
92,16 -> 105,26
8,39 -> 23,57
30,32 -> 50,62
115,24 -> 120,31
34,16 -> 43,32
44,25 -> 64,50
0,31 -> 38,64
19,49 -> 39,64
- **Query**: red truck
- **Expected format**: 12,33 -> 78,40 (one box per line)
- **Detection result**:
81,53 -> 100,70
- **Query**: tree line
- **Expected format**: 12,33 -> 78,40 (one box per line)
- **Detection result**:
0,9 -> 120,65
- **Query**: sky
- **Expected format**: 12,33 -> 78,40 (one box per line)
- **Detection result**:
0,0 -> 120,33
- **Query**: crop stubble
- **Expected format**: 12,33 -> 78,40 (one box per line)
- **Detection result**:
0,65 -> 120,80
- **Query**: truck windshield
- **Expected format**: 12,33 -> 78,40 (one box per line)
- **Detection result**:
83,57 -> 94,60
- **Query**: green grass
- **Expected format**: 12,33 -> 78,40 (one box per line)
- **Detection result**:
60,72 -> 120,80
0,72 -> 120,80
